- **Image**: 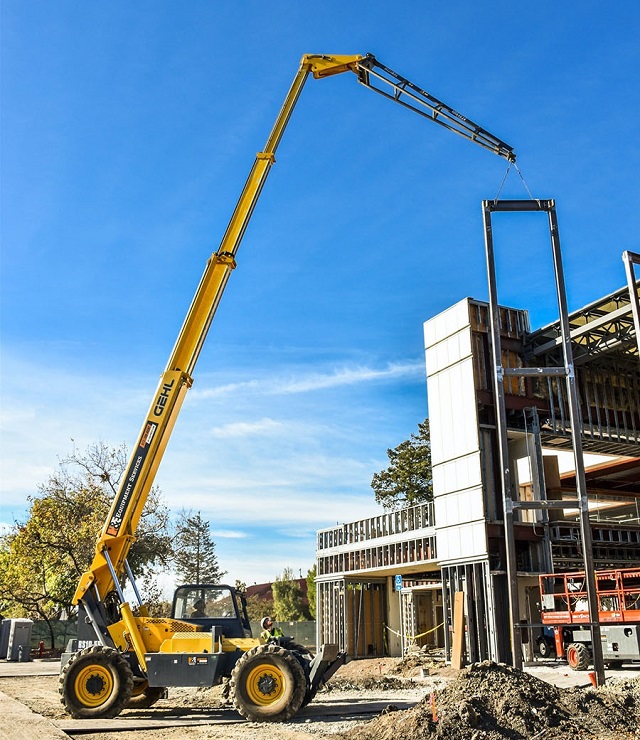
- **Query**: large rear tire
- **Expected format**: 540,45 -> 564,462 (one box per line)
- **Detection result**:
566,642 -> 591,671
231,644 -> 306,722
60,646 -> 134,718
126,681 -> 167,709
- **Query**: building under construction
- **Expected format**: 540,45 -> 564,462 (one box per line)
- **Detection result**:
316,205 -> 640,664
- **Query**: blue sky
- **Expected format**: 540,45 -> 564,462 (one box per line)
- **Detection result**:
2,2 -> 639,590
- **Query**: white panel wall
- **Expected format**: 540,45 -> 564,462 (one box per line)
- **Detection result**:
435,521 -> 487,562
432,453 -> 482,495
427,358 -> 479,465
423,298 -> 472,348
434,485 -> 485,528
424,298 -> 488,562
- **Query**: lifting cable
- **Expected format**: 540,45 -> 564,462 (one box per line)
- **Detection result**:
493,160 -> 540,205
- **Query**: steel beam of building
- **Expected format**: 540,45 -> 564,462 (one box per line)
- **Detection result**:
623,250 -> 640,359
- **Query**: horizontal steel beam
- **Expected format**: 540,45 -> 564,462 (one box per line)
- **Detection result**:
503,366 -> 567,377
484,199 -> 554,213
512,500 -> 586,510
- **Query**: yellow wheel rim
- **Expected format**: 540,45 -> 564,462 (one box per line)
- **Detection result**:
130,680 -> 148,698
245,663 -> 286,706
74,664 -> 114,707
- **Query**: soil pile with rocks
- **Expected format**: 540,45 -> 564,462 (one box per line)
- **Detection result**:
389,651 -> 446,677
325,674 -> 414,692
340,661 -> 640,739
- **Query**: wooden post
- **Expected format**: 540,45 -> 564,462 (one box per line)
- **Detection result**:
451,591 -> 465,669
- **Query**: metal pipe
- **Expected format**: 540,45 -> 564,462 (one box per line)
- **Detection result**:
546,203 -> 606,686
101,547 -> 125,602
124,560 -> 143,607
82,600 -> 109,647
482,200 -> 523,670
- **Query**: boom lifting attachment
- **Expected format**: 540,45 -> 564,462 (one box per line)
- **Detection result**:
70,53 -> 515,715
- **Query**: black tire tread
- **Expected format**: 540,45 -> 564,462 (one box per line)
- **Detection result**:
538,638 -> 554,659
566,642 -> 591,671
59,645 -> 134,719
230,644 -> 307,722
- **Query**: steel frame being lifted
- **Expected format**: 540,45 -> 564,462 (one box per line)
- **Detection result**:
482,199 -> 606,685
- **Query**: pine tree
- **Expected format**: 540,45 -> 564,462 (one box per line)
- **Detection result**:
371,418 -> 433,510
173,510 -> 226,584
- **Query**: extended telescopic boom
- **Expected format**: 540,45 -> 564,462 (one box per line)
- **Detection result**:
74,53 -> 515,609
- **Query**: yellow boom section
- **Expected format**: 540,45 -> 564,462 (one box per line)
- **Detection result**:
74,54 -> 364,604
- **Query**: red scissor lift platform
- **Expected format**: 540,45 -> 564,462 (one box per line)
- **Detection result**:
539,568 -> 640,669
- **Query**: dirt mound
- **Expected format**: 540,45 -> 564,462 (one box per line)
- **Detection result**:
389,651 -> 446,677
325,675 -> 412,692
340,661 -> 640,739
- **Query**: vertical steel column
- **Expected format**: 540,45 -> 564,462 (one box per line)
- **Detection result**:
527,408 -> 553,573
547,204 -> 605,685
481,199 -> 605,684
623,251 -> 640,358
482,201 -> 523,670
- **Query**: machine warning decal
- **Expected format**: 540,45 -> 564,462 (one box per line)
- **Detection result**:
106,421 -> 158,536
187,656 -> 208,666
140,422 -> 157,447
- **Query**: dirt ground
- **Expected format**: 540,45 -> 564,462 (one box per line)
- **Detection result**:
1,655 -> 639,739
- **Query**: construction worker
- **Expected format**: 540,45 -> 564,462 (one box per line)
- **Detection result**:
191,599 -> 207,618
260,616 -> 283,642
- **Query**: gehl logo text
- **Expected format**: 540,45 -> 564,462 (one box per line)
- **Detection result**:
154,379 -> 175,417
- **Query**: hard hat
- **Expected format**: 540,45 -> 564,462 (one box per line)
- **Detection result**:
261,616 -> 272,629
194,599 -> 205,609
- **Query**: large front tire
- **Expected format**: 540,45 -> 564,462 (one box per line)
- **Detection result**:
566,642 -> 591,671
231,644 -> 307,722
60,646 -> 134,719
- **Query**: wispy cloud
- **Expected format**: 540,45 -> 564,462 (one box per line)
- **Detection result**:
277,362 -> 424,393
191,361 -> 424,400
210,529 -> 248,539
208,418 -> 282,438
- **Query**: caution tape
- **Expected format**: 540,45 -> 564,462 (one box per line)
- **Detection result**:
384,622 -> 444,640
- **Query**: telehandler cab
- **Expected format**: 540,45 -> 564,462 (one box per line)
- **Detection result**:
60,52 -> 514,722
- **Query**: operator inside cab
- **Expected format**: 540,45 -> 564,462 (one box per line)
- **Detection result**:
260,616 -> 283,642
191,599 -> 207,618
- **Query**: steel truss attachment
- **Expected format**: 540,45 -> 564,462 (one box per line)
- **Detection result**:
482,199 -> 606,686
355,55 -> 516,162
